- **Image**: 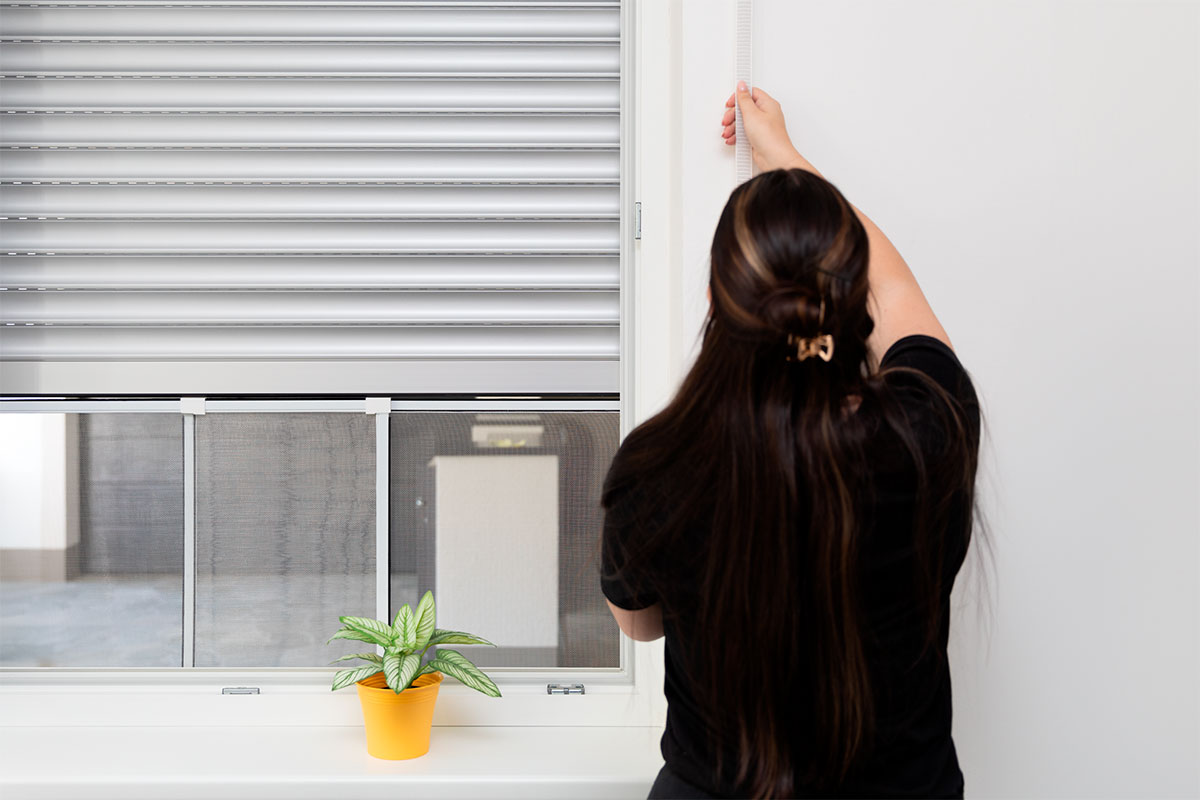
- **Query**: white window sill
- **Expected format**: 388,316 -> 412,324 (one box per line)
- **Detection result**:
0,724 -> 667,800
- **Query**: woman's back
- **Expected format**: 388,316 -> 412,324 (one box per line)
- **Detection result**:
603,333 -> 980,798
600,96 -> 986,797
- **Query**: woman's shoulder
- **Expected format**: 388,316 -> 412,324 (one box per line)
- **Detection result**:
879,335 -> 978,414
880,335 -> 969,393
875,334 -> 981,456
602,424 -> 701,538
601,427 -> 664,522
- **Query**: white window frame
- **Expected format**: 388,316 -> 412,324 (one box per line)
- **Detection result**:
0,0 -> 679,728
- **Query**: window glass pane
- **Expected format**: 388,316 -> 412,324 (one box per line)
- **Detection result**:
194,413 -> 375,667
389,411 -> 619,669
0,412 -> 183,667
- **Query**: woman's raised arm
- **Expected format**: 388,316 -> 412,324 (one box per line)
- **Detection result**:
721,81 -> 953,367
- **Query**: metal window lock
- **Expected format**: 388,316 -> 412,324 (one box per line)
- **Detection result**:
547,683 -> 585,695
222,687 -> 260,695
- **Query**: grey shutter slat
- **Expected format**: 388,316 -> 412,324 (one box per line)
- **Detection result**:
2,185 -> 620,218
0,0 -> 622,395
0,220 -> 618,252
0,5 -> 621,39
0,256 -> 619,289
0,43 -> 620,75
3,291 -> 618,325
1,151 -> 619,182
1,80 -> 619,110
0,113 -> 620,146
2,326 -> 615,360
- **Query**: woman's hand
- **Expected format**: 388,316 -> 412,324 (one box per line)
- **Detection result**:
721,81 -> 816,175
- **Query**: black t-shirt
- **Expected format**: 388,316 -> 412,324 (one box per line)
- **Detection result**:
601,334 -> 981,799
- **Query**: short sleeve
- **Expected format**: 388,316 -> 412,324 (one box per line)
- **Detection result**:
881,334 -> 981,447
881,335 -> 967,398
599,480 -> 661,611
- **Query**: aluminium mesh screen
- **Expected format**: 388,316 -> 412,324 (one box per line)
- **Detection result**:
389,412 -> 620,669
193,412 -> 375,667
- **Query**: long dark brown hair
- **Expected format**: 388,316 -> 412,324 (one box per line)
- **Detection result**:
601,168 -> 987,797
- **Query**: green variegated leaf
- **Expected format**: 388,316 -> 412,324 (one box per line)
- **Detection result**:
383,652 -> 402,690
328,652 -> 383,665
396,653 -> 422,693
393,606 -> 417,651
426,649 -> 501,697
383,652 -> 421,693
331,664 -> 382,691
413,591 -> 436,651
338,616 -> 395,647
427,629 -> 496,647
325,628 -> 381,646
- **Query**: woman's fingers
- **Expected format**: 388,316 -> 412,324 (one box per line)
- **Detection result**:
721,96 -> 734,142
721,90 -> 738,129
748,85 -> 776,107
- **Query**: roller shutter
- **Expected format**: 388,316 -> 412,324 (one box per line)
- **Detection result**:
0,1 -> 623,395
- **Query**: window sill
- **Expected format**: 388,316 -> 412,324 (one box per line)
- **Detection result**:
0,724 -> 666,800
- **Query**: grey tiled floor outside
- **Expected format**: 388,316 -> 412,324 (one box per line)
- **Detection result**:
0,572 -> 617,668
0,574 -> 182,667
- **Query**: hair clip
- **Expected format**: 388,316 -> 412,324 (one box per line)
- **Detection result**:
785,297 -> 835,362
786,333 -> 835,362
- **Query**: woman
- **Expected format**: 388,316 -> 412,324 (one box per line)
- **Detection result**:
599,81 -> 987,799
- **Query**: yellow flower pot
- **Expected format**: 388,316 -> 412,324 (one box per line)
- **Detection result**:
355,671 -> 444,760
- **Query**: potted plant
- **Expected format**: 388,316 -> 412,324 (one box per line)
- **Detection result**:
326,589 -> 500,759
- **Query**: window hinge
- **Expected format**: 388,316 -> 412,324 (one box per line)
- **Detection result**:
180,397 -> 206,415
547,683 -> 585,695
222,687 -> 260,695
634,201 -> 642,240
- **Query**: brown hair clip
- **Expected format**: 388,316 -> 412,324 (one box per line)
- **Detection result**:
786,297 -> 835,362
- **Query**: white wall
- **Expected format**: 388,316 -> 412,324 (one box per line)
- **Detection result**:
674,1 -> 1199,796
0,414 -> 74,551
0,414 -> 47,549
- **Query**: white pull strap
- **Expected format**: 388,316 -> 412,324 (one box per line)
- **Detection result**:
735,0 -> 754,184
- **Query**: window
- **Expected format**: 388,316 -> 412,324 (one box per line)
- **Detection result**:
0,405 -> 618,668
0,0 -> 663,727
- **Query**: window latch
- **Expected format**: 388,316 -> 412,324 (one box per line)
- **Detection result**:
546,683 -> 585,695
222,687 -> 260,695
